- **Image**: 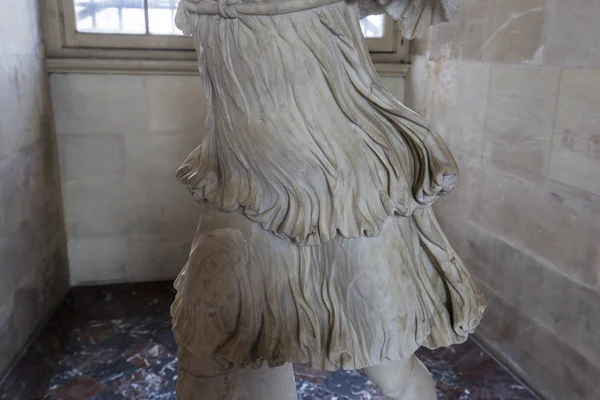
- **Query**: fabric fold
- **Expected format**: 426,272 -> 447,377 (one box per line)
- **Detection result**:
176,0 -> 459,245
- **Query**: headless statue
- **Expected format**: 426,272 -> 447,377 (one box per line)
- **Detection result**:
171,0 -> 486,398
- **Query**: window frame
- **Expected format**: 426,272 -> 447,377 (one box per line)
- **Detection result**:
362,14 -> 396,53
61,0 -> 194,50
43,0 -> 409,74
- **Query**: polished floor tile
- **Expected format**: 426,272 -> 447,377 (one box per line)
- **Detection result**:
0,283 -> 539,400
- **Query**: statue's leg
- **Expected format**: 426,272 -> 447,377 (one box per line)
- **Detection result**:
363,355 -> 437,400
176,351 -> 297,400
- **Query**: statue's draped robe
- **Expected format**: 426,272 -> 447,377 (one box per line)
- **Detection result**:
171,0 -> 486,376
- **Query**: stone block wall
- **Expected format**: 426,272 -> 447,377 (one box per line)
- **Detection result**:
406,1 -> 600,398
0,0 -> 69,376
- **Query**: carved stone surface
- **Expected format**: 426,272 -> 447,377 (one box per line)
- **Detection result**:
170,0 -> 485,398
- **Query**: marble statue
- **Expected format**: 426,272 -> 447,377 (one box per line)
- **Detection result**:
170,0 -> 487,398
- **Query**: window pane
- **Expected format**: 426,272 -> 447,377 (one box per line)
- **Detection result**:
75,2 -> 94,31
73,1 -> 379,38
148,0 -> 182,35
360,14 -> 385,38
74,0 -> 146,34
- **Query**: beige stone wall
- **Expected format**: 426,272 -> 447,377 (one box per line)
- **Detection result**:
0,1 -> 69,376
50,73 -> 405,285
50,74 -> 206,285
406,1 -> 600,399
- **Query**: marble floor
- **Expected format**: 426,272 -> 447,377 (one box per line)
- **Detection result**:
0,282 -> 540,400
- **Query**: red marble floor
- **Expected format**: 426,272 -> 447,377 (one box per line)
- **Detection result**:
0,282 -> 540,400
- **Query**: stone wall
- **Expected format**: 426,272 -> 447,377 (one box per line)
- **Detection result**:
50,74 -> 205,285
406,1 -> 600,399
50,73 -> 405,285
0,1 -> 69,376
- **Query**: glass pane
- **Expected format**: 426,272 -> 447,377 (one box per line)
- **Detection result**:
74,0 -> 146,34
360,14 -> 385,38
148,0 -> 183,35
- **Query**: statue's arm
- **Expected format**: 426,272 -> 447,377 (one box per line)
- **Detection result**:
358,0 -> 458,39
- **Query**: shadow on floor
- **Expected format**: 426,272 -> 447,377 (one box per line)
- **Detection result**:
0,282 -> 539,400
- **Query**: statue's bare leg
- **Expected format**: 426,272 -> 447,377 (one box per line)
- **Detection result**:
363,355 -> 437,400
177,361 -> 297,400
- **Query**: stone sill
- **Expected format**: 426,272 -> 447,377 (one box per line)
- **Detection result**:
46,58 -> 410,77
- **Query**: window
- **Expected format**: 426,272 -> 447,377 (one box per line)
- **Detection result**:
56,0 -> 192,49
43,0 -> 408,74
360,14 -> 384,38
72,1 -> 387,38
70,1 -> 391,44
74,0 -> 182,35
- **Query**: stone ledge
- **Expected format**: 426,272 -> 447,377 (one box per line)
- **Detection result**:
46,58 -> 410,77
